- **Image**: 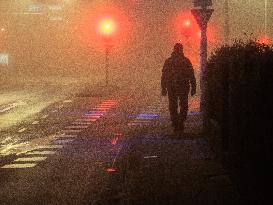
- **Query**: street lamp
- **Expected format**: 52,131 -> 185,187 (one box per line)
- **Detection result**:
224,0 -> 230,44
191,0 -> 213,133
99,17 -> 116,87
264,0 -> 268,40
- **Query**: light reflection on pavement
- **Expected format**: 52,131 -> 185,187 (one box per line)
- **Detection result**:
0,99 -> 119,169
0,82 -> 80,131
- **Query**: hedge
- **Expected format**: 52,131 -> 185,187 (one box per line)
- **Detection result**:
207,41 -> 273,181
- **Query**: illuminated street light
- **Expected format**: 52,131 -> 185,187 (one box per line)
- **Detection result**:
99,18 -> 116,36
98,17 -> 116,87
180,18 -> 195,39
184,20 -> 191,26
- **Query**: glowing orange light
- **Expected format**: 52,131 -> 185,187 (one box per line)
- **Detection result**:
184,20 -> 191,26
111,138 -> 118,145
258,35 -> 270,45
173,10 -> 215,66
99,18 -> 116,35
76,4 -> 130,51
106,168 -> 117,172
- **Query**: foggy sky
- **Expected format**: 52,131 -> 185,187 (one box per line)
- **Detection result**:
0,0 -> 272,85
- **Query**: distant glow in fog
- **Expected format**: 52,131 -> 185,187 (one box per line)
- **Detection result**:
0,53 -> 9,65
28,4 -> 43,13
49,16 -> 63,21
257,35 -> 270,44
48,5 -> 63,11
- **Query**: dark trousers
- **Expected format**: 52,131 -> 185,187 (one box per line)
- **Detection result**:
168,93 -> 189,130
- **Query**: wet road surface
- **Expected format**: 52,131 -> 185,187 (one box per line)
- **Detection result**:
0,86 -> 238,205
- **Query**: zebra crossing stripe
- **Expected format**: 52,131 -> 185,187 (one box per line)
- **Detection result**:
65,125 -> 89,129
99,104 -> 115,106
72,121 -> 92,125
84,115 -> 101,119
14,157 -> 47,162
63,130 -> 82,133
84,112 -> 104,116
100,104 -> 116,107
34,145 -> 63,149
32,121 -> 39,125
93,108 -> 108,111
18,128 -> 27,133
98,103 -> 114,107
41,114 -> 48,119
103,100 -> 117,103
58,134 -> 77,138
2,163 -> 37,169
131,120 -> 150,124
54,139 -> 74,144
63,100 -> 72,103
85,115 -> 103,119
76,118 -> 97,122
128,122 -> 142,126
25,151 -> 56,155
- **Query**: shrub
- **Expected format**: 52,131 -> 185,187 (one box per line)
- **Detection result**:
207,41 -> 273,169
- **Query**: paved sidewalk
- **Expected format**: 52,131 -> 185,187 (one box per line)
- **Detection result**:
107,112 -> 241,205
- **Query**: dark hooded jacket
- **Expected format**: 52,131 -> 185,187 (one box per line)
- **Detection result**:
161,51 -> 196,95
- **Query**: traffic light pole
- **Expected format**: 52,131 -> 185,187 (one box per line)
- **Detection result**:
224,0 -> 230,44
105,45 -> 110,87
191,2 -> 213,133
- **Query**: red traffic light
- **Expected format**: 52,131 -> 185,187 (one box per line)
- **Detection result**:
181,19 -> 194,38
174,10 -> 214,43
175,11 -> 200,42
76,4 -> 130,51
98,18 -> 116,36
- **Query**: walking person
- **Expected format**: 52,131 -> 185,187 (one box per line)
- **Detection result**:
161,43 -> 196,133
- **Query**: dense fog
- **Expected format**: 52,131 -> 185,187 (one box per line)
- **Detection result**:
0,0 -> 272,89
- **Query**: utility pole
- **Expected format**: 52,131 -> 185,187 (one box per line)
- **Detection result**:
191,0 -> 213,133
99,17 -> 115,87
264,0 -> 268,38
105,44 -> 110,87
224,0 -> 230,44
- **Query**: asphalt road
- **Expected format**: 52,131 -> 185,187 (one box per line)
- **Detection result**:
0,85 -> 238,205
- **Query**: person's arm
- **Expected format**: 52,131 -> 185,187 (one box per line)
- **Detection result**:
161,60 -> 168,96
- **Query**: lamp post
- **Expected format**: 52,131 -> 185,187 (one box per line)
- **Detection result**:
104,38 -> 113,87
191,0 -> 213,133
224,0 -> 230,44
264,0 -> 268,39
99,18 -> 115,87
105,44 -> 109,86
